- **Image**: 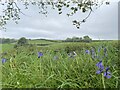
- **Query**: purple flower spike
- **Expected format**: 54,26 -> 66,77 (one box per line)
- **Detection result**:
98,47 -> 101,52
85,50 -> 90,54
96,61 -> 104,74
90,48 -> 96,59
104,48 -> 108,56
96,61 -> 104,69
38,52 -> 43,58
2,58 -> 7,64
96,70 -> 102,74
96,66 -> 104,74
106,67 -> 109,71
104,67 -> 111,79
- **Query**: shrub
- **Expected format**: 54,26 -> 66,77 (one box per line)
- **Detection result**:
17,37 -> 28,46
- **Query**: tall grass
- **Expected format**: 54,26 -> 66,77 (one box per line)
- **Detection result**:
1,41 -> 119,88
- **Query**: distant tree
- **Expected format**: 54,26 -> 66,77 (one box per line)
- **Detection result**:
65,35 -> 92,42
65,38 -> 72,42
10,39 -> 16,43
83,35 -> 92,43
79,37 -> 83,41
17,37 -> 28,46
3,38 -> 10,43
0,38 -> 16,44
72,36 -> 80,42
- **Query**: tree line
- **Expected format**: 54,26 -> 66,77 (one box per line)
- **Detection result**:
0,38 -> 16,44
64,35 -> 92,43
0,36 -> 92,44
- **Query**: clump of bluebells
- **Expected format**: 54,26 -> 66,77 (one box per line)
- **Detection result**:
84,46 -> 108,61
96,61 -> 111,79
85,48 -> 96,59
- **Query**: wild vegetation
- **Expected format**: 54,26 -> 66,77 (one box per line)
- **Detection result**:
1,38 -> 119,88
0,0 -> 117,89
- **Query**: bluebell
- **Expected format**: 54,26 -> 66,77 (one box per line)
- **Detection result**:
2,58 -> 7,64
104,48 -> 108,56
96,61 -> 104,74
85,50 -> 90,54
104,67 -> 111,79
38,52 -> 43,58
90,48 -> 96,59
98,47 -> 101,52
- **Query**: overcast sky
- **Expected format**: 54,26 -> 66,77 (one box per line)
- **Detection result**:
0,0 -> 119,40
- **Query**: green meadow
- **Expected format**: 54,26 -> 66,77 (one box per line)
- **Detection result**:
1,40 -> 119,88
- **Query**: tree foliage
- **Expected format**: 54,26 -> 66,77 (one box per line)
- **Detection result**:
65,35 -> 92,42
0,38 -> 16,44
17,37 -> 28,46
0,0 -> 110,29
83,35 -> 92,42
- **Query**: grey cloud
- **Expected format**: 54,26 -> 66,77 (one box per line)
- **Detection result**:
0,1 -> 118,40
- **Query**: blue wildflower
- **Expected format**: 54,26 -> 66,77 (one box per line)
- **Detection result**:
96,61 -> 103,68
85,50 -> 90,54
98,47 -> 101,52
2,58 -> 7,64
96,61 -> 104,74
38,52 -> 43,58
104,48 -> 108,56
96,67 -> 104,74
96,61 -> 112,79
91,48 -> 95,58
104,67 -> 111,79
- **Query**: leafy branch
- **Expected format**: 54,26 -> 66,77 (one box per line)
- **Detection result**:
0,0 -> 110,29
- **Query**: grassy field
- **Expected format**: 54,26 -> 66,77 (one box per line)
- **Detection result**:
1,40 -> 119,88
29,39 -> 60,44
0,44 -> 14,52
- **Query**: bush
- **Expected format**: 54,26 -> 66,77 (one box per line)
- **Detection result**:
17,37 -> 28,46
